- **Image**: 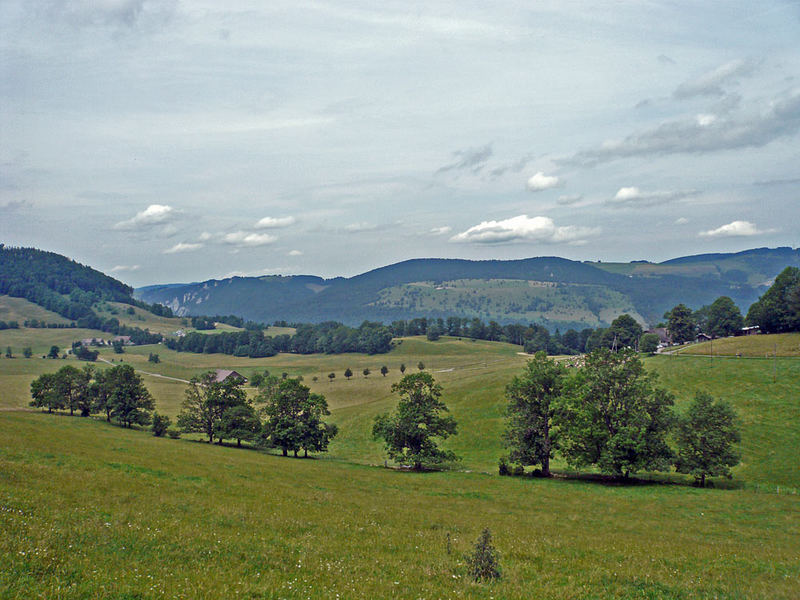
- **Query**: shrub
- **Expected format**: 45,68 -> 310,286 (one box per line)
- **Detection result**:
465,528 -> 501,582
498,458 -> 510,476
152,412 -> 171,437
167,429 -> 181,439
512,464 -> 525,477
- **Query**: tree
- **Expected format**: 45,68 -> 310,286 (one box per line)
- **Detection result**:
705,296 -> 744,338
504,352 -> 566,477
372,372 -> 458,470
30,372 -> 64,412
380,365 -> 388,377
112,340 -> 125,354
5,346 -> 12,358
417,361 -> 425,371
362,367 -> 371,378
664,304 -> 696,343
466,529 -> 501,582
400,363 -> 406,374
559,349 -> 674,478
607,314 -> 643,349
148,353 -> 160,364
47,345 -> 60,359
178,372 -> 247,442
327,372 -> 335,383
215,404 -> 261,447
344,368 -> 353,380
639,333 -> 660,354
105,364 -> 155,427
745,267 -> 800,333
674,392 -> 740,487
259,377 -> 337,457
22,346 -> 32,358
426,327 -> 441,341
152,412 -> 171,437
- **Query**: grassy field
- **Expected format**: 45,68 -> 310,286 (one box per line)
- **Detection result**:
2,329 -> 800,598
675,332 -> 800,357
2,412 -> 799,600
0,296 -> 72,326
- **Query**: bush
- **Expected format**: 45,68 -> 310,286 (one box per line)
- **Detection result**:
498,458 -> 510,476
152,412 -> 171,437
167,428 -> 181,439
512,464 -> 525,477
465,528 -> 501,582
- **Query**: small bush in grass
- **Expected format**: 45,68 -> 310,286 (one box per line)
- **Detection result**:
152,412 -> 171,437
512,464 -> 525,477
465,528 -> 501,582
498,458 -> 510,476
167,428 -> 181,439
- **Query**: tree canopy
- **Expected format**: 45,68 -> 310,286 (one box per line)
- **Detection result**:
664,304 -> 696,343
372,372 -> 458,470
745,267 -> 800,333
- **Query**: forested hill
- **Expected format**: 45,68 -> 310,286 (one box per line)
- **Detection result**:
136,248 -> 800,329
0,245 -> 135,321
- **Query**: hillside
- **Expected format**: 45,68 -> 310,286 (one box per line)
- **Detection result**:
136,247 -> 800,328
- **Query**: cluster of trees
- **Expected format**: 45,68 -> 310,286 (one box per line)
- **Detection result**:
30,364 -> 154,428
503,351 -> 740,485
177,372 -> 338,455
746,266 -> 800,333
0,320 -> 20,330
166,321 -> 394,357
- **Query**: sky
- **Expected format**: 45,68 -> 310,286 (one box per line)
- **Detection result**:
1,1 -> 799,287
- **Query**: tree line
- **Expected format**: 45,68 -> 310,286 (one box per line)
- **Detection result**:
165,321 -> 394,357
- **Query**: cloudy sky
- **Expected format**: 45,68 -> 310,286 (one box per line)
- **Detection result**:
2,1 -> 799,286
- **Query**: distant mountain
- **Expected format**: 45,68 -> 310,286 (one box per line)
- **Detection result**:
135,247 -> 800,329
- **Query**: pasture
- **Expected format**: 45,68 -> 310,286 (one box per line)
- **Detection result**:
1,329 -> 799,598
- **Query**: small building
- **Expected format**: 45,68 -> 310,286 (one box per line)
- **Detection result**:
81,337 -> 106,346
740,325 -> 761,336
113,336 -> 133,346
646,327 -> 672,346
213,369 -> 248,384
696,333 -> 712,342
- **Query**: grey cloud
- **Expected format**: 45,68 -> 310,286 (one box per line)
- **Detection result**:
658,54 -> 676,65
490,155 -> 532,178
565,90 -> 800,166
0,199 -> 28,211
41,0 -> 176,29
436,144 -> 493,175
608,187 -> 699,207
673,59 -> 757,99
556,194 -> 583,206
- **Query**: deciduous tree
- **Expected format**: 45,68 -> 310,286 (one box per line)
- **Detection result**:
372,372 -> 458,470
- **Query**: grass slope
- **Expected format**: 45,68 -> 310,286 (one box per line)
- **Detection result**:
2,412 -> 799,599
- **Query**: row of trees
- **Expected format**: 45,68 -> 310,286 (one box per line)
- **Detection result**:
503,351 -> 740,485
177,372 -> 338,456
166,321 -> 394,357
30,364 -> 154,427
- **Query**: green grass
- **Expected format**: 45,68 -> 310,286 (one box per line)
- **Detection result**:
1,412 -> 799,599
676,333 -> 800,357
2,331 -> 800,597
0,295 -> 72,326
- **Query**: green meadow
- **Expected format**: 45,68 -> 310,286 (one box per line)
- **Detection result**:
1,327 -> 800,598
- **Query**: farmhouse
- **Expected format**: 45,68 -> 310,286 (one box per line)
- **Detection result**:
739,325 -> 761,336
213,369 -> 248,384
113,335 -> 133,345
696,333 -> 712,342
646,327 -> 672,346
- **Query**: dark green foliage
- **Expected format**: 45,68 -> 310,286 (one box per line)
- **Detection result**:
639,333 -> 660,354
23,346 -> 33,358
112,340 -> 125,354
559,349 -> 674,478
465,529 -> 501,582
258,377 -> 337,457
148,353 -> 160,363
327,372 -> 335,382
674,392 -> 741,487
664,304 -> 696,343
746,266 -> 800,333
400,363 -> 406,374
48,345 -> 60,359
704,296 -> 744,337
73,344 -> 99,361
5,346 -> 12,358
498,457 -> 510,476
607,314 -> 643,349
215,404 -> 261,447
504,352 -> 566,477
152,412 -> 171,437
380,365 -> 388,377
167,428 -> 181,439
362,368 -> 370,378
344,368 -> 353,380
372,372 -> 458,470
426,327 -> 441,341
178,372 -> 248,442
191,316 -> 216,330
104,365 -> 155,428
417,361 -> 425,371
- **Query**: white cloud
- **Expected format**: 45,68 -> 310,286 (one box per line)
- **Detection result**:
223,231 -> 277,247
675,217 -> 689,225
198,232 -> 213,241
450,214 -> 599,244
610,187 -> 697,206
255,216 -> 296,229
288,249 -> 303,256
345,222 -> 379,233
115,204 -> 176,230
163,242 -> 203,254
699,220 -> 772,238
109,264 -> 140,272
526,172 -> 561,192
430,226 -> 452,235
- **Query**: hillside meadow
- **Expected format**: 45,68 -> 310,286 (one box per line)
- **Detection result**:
1,329 -> 800,598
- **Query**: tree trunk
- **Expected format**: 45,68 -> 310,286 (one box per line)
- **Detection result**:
282,447 -> 287,456
304,448 -> 308,458
700,473 -> 706,487
542,454 -> 551,478
237,439 -> 241,447
293,449 -> 298,457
